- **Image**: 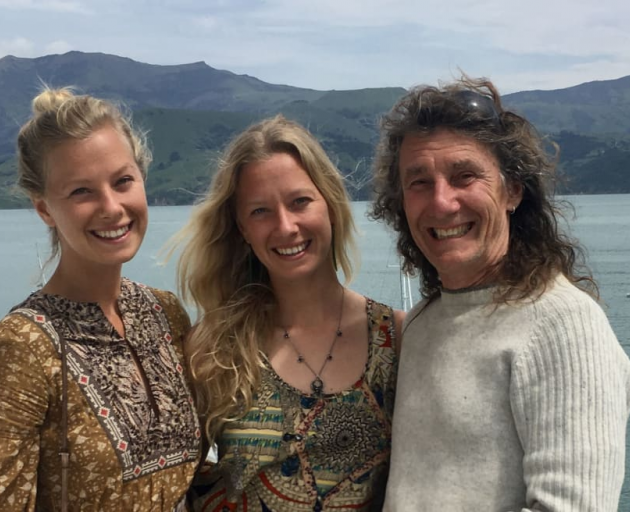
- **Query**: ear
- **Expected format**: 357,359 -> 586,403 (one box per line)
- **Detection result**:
32,197 -> 56,228
506,179 -> 523,210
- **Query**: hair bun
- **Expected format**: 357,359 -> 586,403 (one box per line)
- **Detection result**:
31,87 -> 76,116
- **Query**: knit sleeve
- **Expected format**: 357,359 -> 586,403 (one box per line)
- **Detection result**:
510,291 -> 630,512
0,315 -> 50,511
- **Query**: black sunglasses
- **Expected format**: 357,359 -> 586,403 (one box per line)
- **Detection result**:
417,89 -> 501,128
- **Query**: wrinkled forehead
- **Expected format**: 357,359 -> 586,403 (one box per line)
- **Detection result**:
399,128 -> 500,168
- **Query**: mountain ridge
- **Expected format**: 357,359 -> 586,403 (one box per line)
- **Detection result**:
0,51 -> 629,208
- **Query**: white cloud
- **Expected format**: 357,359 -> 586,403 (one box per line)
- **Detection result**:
159,0 -> 629,90
0,36 -> 35,57
0,0 -> 32,6
1,0 -> 629,91
193,15 -> 218,30
44,39 -> 73,54
214,0 -> 629,59
496,60 -> 630,94
0,0 -> 91,13
464,1 -> 630,60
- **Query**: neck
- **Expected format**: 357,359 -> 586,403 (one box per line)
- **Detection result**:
272,269 -> 343,329
440,259 -> 504,291
42,258 -> 123,307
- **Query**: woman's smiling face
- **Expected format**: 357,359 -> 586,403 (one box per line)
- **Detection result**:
33,124 -> 148,272
235,152 -> 334,286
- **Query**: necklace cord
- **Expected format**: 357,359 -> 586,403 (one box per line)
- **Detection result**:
281,287 -> 345,395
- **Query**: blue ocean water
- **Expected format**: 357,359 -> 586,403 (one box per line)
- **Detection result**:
1,195 -> 629,508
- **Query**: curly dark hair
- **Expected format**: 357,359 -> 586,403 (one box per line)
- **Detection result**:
370,76 -> 596,302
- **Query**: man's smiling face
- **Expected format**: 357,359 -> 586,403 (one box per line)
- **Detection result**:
399,128 -> 522,290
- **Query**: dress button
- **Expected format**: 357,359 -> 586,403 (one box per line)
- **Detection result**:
222,507 -> 230,512
313,498 -> 323,511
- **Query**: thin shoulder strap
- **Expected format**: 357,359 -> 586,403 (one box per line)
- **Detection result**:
59,333 -> 69,512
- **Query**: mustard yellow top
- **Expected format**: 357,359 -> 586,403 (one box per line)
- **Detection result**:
0,279 -> 201,511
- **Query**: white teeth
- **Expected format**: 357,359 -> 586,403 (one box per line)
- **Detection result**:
276,242 -> 307,255
94,225 -> 130,239
433,224 -> 471,240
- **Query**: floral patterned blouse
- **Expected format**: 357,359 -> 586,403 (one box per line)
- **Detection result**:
0,278 -> 201,511
191,299 -> 398,512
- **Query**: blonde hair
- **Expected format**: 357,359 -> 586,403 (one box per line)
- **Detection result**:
16,86 -> 152,259
176,115 -> 357,442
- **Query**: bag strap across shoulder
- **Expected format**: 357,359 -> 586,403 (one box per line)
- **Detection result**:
11,308 -> 69,512
59,331 -> 69,512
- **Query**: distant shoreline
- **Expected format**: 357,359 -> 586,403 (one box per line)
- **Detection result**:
2,191 -> 630,212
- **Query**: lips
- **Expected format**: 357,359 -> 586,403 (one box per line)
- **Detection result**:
92,223 -> 132,240
430,222 -> 473,240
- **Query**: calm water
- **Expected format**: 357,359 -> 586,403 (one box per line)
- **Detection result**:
1,196 -> 629,508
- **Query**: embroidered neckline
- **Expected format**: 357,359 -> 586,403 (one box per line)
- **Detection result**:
12,280 -> 201,481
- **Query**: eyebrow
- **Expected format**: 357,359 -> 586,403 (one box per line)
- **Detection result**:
60,163 -> 139,189
451,158 -> 485,172
402,157 -> 485,180
239,187 -> 316,207
401,165 -> 428,182
289,187 -> 318,198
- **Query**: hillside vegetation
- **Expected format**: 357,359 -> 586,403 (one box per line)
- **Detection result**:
1,52 -> 629,208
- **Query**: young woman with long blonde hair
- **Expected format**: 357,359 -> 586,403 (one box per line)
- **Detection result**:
177,115 -> 403,511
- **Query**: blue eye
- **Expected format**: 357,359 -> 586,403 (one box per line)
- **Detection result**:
69,187 -> 89,196
251,207 -> 267,216
293,197 -> 311,207
116,176 -> 134,186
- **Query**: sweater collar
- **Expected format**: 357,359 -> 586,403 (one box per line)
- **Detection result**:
439,283 -> 497,308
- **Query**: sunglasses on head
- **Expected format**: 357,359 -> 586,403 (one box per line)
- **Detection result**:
417,89 -> 501,128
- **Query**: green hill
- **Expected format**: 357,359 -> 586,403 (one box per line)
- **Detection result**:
1,51 -> 629,208
504,76 -> 630,135
136,104 -> 387,205
0,51 -> 325,158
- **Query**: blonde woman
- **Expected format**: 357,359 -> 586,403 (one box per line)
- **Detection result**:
178,115 -> 403,511
0,88 -> 200,511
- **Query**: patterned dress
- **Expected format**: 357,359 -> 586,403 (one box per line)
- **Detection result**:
191,299 -> 398,512
0,278 -> 201,511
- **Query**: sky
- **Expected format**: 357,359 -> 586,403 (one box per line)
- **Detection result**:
0,0 -> 629,94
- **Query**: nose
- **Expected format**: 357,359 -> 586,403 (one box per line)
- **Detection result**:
430,179 -> 460,215
98,188 -> 124,219
275,206 -> 298,236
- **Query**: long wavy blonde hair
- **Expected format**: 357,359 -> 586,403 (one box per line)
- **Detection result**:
176,115 -> 357,443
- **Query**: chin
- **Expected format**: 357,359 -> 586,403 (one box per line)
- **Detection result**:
103,249 -> 141,266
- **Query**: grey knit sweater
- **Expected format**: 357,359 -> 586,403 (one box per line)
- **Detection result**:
384,274 -> 630,511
